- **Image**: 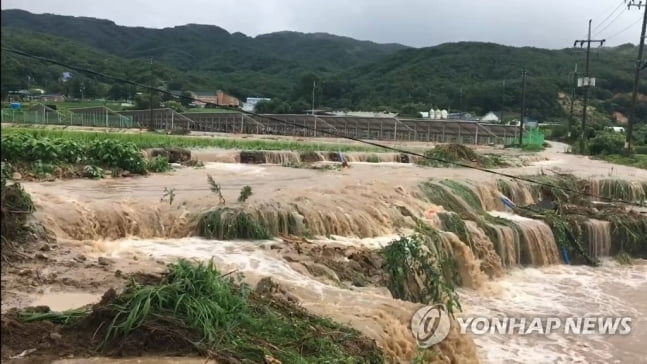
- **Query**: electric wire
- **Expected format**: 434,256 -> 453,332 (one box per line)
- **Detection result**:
2,46 -> 647,209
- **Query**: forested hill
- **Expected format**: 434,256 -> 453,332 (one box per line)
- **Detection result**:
1,9 -> 645,122
0,9 -> 406,72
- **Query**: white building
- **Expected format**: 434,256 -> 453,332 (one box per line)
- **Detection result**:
480,111 -> 500,123
242,97 -> 271,112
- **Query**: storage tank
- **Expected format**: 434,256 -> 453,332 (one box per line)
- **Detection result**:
429,108 -> 436,119
435,109 -> 441,119
441,109 -> 448,119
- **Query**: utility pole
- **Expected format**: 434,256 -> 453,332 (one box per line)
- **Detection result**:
312,80 -> 316,136
625,0 -> 647,153
149,57 -> 154,130
519,70 -> 527,146
501,80 -> 505,123
568,63 -> 578,138
459,87 -> 463,111
574,20 -> 605,153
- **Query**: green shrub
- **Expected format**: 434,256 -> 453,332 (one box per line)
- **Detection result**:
83,165 -> 104,179
633,145 -> 647,155
87,139 -> 147,174
31,160 -> 55,176
146,156 -> 170,173
587,132 -> 624,156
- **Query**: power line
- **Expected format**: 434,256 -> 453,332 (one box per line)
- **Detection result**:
605,15 -> 643,40
593,0 -> 626,32
593,5 -> 628,37
2,46 -> 646,208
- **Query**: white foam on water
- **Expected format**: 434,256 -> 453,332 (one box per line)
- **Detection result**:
488,210 -> 537,222
203,162 -> 266,175
458,259 -> 647,363
311,234 -> 403,249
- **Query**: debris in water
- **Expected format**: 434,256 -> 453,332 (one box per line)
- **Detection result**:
10,348 -> 37,359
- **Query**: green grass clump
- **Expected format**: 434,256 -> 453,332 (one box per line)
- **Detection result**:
146,156 -> 171,173
438,212 -> 474,251
366,154 -> 380,163
198,208 -> 270,240
596,179 -> 646,202
419,180 -> 482,220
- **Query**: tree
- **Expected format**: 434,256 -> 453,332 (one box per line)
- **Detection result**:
179,91 -> 193,107
398,104 -> 422,118
164,100 -> 185,113
134,92 -> 161,109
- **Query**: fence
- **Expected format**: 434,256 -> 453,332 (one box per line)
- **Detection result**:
1,107 -> 134,128
2,107 -> 529,146
69,107 -> 135,128
1,109 -> 64,124
523,129 -> 545,146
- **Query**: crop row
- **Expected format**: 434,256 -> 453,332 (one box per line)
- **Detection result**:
2,127 -> 381,152
2,133 -> 150,173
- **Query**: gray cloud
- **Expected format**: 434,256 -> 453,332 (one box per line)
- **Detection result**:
1,0 -> 643,48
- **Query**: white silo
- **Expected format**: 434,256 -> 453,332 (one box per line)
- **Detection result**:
435,109 -> 441,119
429,108 -> 436,119
441,109 -> 448,119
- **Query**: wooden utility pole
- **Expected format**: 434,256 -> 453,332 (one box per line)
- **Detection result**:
574,20 -> 605,153
500,80 -> 505,124
568,63 -> 578,138
625,0 -> 647,153
519,69 -> 527,146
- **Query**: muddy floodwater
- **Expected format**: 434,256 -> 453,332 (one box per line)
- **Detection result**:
5,141 -> 647,363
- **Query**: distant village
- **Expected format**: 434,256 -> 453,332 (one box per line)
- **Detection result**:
7,87 -> 537,127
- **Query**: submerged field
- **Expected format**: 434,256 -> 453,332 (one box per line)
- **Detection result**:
1,130 -> 647,363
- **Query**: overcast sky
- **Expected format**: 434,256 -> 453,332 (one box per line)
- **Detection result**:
2,0 -> 644,48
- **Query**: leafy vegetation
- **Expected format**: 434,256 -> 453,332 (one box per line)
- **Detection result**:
2,127 -> 380,153
598,154 -> 647,170
198,208 -> 270,240
19,260 -> 385,363
382,225 -> 461,314
1,132 -> 148,174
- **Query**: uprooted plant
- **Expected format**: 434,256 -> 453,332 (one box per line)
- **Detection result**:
1,162 -> 35,247
238,185 -> 253,203
382,223 -> 462,314
207,174 -> 225,204
15,260 -> 385,363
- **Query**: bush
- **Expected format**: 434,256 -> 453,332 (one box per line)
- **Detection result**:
146,156 -> 170,173
87,139 -> 147,174
587,132 -> 624,156
633,145 -> 647,155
